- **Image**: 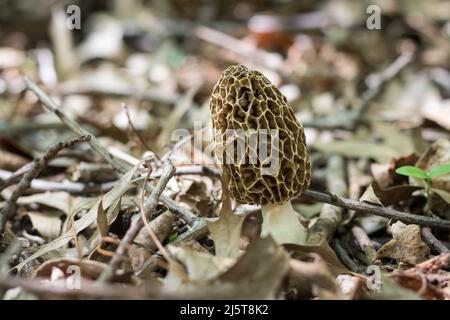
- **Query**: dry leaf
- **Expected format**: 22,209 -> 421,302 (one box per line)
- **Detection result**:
376,222 -> 430,264
206,182 -> 245,259
164,236 -> 290,299
169,246 -> 234,281
96,200 -> 108,237
27,211 -> 62,240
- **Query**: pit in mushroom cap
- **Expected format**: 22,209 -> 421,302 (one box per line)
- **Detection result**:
210,64 -> 311,206
210,64 -> 311,244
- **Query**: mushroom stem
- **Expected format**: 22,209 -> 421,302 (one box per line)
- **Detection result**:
261,201 -> 308,245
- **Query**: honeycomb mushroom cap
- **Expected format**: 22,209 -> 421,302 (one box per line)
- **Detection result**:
210,64 -> 311,205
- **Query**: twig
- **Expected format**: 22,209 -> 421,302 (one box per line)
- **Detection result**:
0,135 -> 91,234
299,190 -> 450,230
24,77 -> 128,174
0,275 -> 150,299
332,238 -> 362,273
97,161 -> 175,283
124,103 -> 157,157
351,51 -> 414,129
307,155 -> 345,244
352,225 -> 377,263
0,169 -> 114,193
248,11 -> 333,33
0,165 -> 220,194
138,164 -> 172,262
302,51 -> 414,130
421,227 -> 449,254
0,163 -> 34,192
55,83 -> 197,107
194,25 -> 283,71
151,165 -> 221,179
25,77 -> 199,226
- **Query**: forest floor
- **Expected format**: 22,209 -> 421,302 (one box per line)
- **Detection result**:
0,0 -> 449,300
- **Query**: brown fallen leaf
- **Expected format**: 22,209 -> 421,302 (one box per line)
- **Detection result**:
376,222 -> 430,264
164,236 -> 290,299
206,180 -> 245,259
284,241 -> 349,276
168,246 -> 235,281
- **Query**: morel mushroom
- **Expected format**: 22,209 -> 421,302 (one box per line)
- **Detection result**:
210,64 -> 311,244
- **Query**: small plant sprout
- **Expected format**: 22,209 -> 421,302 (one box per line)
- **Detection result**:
396,164 -> 450,216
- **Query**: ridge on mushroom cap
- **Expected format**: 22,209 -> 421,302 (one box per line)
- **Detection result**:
210,64 -> 311,205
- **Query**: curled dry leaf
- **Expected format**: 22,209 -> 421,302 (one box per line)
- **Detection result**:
376,222 -> 430,264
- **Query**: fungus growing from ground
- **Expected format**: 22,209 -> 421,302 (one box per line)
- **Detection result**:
210,64 -> 311,244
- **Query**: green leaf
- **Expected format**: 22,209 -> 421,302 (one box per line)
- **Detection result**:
395,166 -> 429,180
428,164 -> 450,178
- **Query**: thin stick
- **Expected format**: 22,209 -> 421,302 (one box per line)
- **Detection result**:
139,165 -> 172,262
0,135 -> 91,234
332,238 -> 362,273
421,227 -> 449,254
151,165 -> 221,179
124,103 -> 158,158
299,190 -> 450,230
302,51 -> 414,130
25,77 -> 128,174
0,169 -> 114,193
307,155 -> 345,244
0,163 -> 34,192
55,82 -> 189,106
352,51 -> 414,129
24,77 -> 198,226
352,225 -> 377,262
194,25 -> 283,71
0,275 -> 149,299
97,160 -> 175,283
